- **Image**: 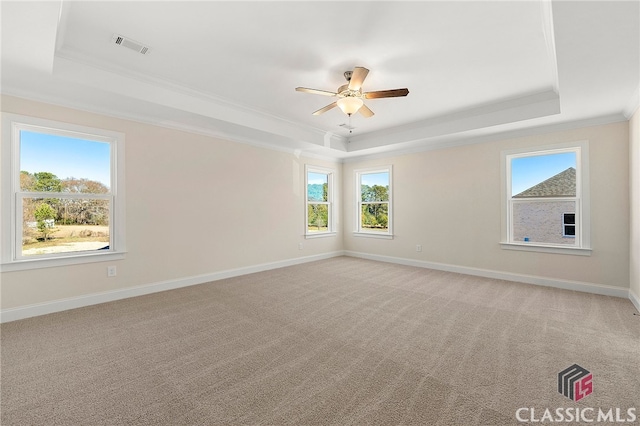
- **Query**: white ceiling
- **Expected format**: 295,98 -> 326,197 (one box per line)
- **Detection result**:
1,1 -> 638,160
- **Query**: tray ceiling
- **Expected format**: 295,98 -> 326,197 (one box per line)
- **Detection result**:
1,1 -> 638,159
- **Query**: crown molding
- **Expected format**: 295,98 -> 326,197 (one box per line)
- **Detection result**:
341,113 -> 628,163
0,90 -> 344,163
346,89 -> 561,152
623,84 -> 639,119
51,51 -> 348,153
3,87 -> 628,166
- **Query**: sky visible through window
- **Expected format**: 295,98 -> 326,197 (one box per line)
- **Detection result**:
307,172 -> 327,185
361,172 -> 389,187
511,152 -> 576,196
20,131 -> 111,188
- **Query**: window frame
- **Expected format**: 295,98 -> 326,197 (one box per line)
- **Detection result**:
500,141 -> 590,255
354,166 -> 393,239
305,165 -> 336,238
1,113 -> 126,271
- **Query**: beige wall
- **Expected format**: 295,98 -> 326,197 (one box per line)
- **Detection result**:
0,95 -> 634,314
0,96 -> 342,309
630,108 -> 640,303
343,121 -> 630,289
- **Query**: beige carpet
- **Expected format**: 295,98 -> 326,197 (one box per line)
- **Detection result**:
1,257 -> 639,425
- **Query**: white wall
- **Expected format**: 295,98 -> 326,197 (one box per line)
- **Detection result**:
630,108 -> 640,308
0,96 -> 342,312
343,121 -> 630,290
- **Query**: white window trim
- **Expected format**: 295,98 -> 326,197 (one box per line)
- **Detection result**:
500,141 -> 590,256
1,113 -> 126,271
305,165 -> 336,238
354,165 -> 393,239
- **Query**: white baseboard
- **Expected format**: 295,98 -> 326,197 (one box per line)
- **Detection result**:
630,289 -> 640,313
3,250 -> 636,323
0,251 -> 344,323
344,251 -> 632,300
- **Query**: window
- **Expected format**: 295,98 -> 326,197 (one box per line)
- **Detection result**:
562,213 -> 576,237
1,114 -> 125,270
355,166 -> 392,238
501,142 -> 590,255
305,166 -> 335,237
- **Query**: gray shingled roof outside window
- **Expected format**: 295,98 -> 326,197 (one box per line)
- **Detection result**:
513,167 -> 576,198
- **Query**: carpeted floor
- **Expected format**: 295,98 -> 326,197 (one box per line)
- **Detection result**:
1,257 -> 639,425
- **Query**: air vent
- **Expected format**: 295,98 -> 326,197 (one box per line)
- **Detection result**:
111,34 -> 151,55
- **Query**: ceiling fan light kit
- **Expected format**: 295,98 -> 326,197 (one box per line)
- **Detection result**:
296,66 -> 409,126
337,96 -> 364,115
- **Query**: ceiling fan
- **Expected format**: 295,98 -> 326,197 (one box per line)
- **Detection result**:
295,66 -> 409,118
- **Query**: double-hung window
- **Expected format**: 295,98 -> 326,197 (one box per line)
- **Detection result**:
1,114 -> 126,270
501,141 -> 590,255
305,165 -> 335,237
354,166 -> 393,238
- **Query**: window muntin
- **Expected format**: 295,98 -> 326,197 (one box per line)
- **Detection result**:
355,167 -> 392,237
305,166 -> 335,236
2,114 -> 125,270
504,144 -> 589,251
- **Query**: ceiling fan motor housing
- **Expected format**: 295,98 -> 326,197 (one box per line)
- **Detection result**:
337,84 -> 360,97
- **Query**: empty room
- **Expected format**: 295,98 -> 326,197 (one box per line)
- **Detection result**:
1,1 -> 639,425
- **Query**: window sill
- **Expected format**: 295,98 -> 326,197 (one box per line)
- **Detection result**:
305,232 -> 337,239
1,251 -> 126,272
500,242 -> 591,256
353,232 -> 394,240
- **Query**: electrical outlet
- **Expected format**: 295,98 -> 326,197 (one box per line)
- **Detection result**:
298,242 -> 303,250
416,244 -> 422,252
107,266 -> 117,277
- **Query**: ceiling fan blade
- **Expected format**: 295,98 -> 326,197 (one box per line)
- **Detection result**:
312,102 -> 338,115
359,104 -> 374,118
348,67 -> 369,91
363,88 -> 409,99
296,87 -> 338,97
